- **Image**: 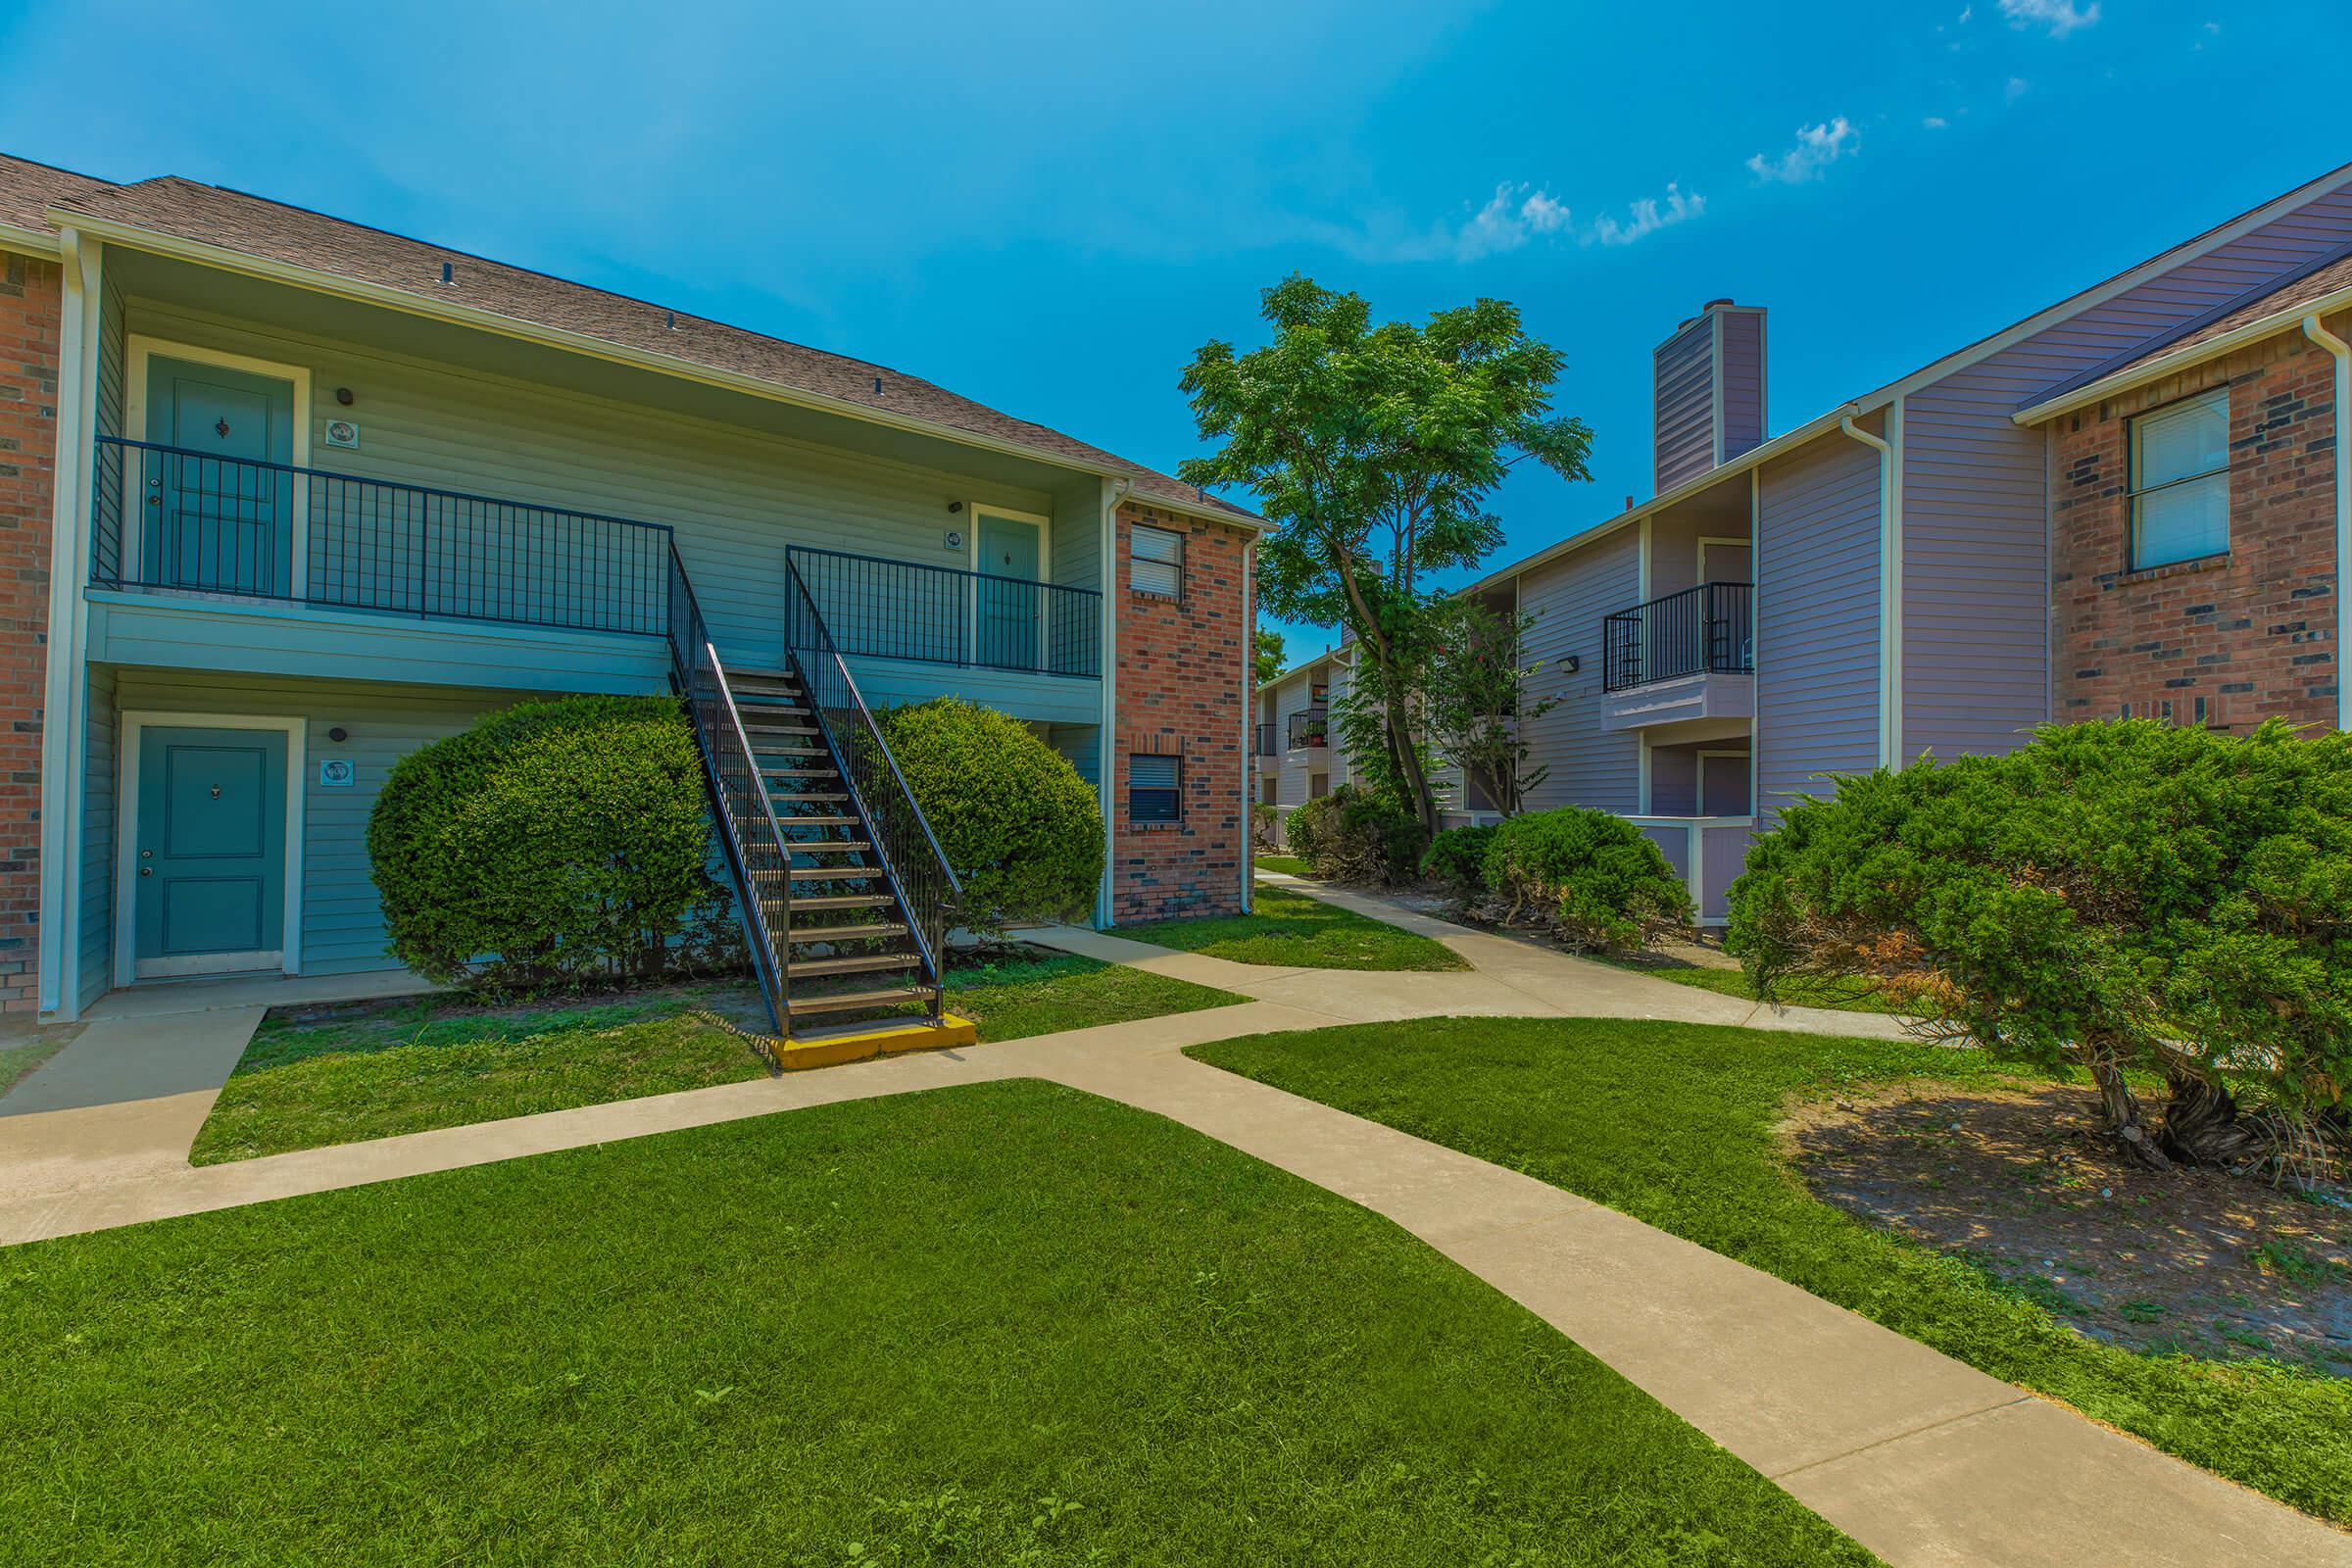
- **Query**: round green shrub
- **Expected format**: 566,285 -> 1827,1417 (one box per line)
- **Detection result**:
368,695 -> 737,991
1421,823 -> 1497,896
1482,807 -> 1692,953
1288,784 -> 1423,884
877,698 -> 1103,934
1727,717 -> 2352,1173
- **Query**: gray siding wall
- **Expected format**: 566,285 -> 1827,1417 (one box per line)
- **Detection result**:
1757,433 -> 1882,811
115,302 -> 1063,674
1901,178 -> 2352,761
1719,308 -> 1766,462
1653,318 -> 1717,493
1517,526 -> 1642,812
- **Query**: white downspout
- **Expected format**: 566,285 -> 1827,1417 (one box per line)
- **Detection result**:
2301,315 -> 2352,731
37,230 -> 100,1017
1239,535 -> 1254,913
1095,477 -> 1130,927
1839,409 -> 1902,767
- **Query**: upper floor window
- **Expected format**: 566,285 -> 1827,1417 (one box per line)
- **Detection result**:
2130,387 -> 2230,570
1131,523 -> 1184,598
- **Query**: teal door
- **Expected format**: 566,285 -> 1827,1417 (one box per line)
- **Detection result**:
134,727 -> 289,978
975,514 -> 1042,670
144,356 -> 297,595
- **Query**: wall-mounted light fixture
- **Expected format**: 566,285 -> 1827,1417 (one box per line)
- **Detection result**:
334,387 -> 355,407
327,726 -> 349,743
947,500 -> 963,514
1562,655 -> 1582,676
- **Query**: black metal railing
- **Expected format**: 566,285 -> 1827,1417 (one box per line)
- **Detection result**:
784,555 -> 962,1018
1286,707 -> 1330,751
667,544 -> 796,1034
1253,720 -> 1277,757
786,545 -> 1101,678
1601,582 -> 1754,693
92,435 -> 670,636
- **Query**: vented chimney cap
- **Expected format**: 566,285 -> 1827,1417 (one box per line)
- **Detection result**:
1703,297 -> 1736,311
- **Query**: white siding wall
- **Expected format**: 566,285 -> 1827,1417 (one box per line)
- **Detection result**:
1517,526 -> 1642,812
1756,433 -> 1882,812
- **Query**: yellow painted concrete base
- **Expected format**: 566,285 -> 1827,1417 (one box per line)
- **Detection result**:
775,1012 -> 979,1071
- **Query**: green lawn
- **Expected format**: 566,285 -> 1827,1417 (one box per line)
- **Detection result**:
192,956 -> 1243,1165
1123,885 -> 1468,971
1190,1017 -> 2352,1526
1611,959 -> 1904,1014
0,1031 -> 70,1097
2,1081 -> 1868,1565
1254,853 -> 1312,876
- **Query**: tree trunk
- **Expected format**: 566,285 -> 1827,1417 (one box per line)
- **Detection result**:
2077,1038 -> 2172,1172
1382,680 -> 1438,840
2156,1061 -> 2270,1171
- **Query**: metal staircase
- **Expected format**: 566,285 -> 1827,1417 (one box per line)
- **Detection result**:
666,546 -> 965,1055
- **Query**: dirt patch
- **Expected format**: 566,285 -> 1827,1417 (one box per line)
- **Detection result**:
1786,1083 -> 2352,1373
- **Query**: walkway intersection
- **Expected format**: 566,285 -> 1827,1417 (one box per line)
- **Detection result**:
0,883 -> 2339,1567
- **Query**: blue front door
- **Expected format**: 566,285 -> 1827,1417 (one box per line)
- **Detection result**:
143,356 -> 297,595
975,514 -> 1042,670
134,727 -> 289,978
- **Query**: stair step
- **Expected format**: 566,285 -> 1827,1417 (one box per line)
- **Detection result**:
770,791 -> 849,805
786,984 -> 935,1016
787,921 -> 906,944
790,840 -> 872,855
792,895 -> 896,913
777,814 -> 856,830
787,952 -> 921,978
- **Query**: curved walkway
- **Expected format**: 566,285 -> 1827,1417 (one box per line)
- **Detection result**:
0,890 -> 2338,1567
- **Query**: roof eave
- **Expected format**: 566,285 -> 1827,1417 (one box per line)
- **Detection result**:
49,205 -> 1262,531
2012,283 -> 2352,425
0,220 -> 61,258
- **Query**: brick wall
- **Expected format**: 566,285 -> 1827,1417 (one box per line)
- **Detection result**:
1110,501 -> 1250,922
0,252 -> 58,1011
2051,318 -> 2339,733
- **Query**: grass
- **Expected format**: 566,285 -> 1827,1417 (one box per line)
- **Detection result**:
1254,854 -> 1312,876
0,1081 -> 1870,1565
0,1032 -> 70,1097
1189,1017 -> 2352,1525
1122,885 -> 1468,972
191,955 -> 1244,1165
1609,959 -> 1905,1014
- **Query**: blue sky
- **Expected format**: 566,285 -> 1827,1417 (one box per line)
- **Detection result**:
5,0 -> 2347,660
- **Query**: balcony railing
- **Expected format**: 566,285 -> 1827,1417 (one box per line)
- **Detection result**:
90,436 -> 671,636
1287,707 -> 1329,751
1253,720 -> 1277,757
1601,582 -> 1754,693
786,545 -> 1101,679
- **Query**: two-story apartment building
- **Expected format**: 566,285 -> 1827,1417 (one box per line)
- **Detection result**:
1426,161 -> 2352,923
0,153 -> 1262,1028
1251,643 -> 1353,845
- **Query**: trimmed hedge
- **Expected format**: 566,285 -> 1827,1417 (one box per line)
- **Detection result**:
1421,824 -> 1496,896
368,695 -> 737,990
1481,807 -> 1691,954
1287,784 -> 1423,885
877,698 -> 1103,934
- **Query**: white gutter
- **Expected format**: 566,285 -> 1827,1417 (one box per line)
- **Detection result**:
1096,477 -> 1130,928
1240,535 -> 1255,915
48,208 -> 1264,537
1839,409 -> 1904,767
2017,282 -> 2352,426
0,220 -> 62,259
2301,314 -> 2352,731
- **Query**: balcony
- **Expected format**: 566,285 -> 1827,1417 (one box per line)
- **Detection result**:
1599,582 -> 1755,732
786,546 -> 1101,680
1286,707 -> 1330,755
1253,720 -> 1279,770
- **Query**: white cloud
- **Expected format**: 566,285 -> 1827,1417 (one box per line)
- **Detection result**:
1587,182 -> 1704,247
1957,4 -> 1974,20
1923,115 -> 1949,128
2006,74 -> 2032,99
1998,0 -> 2100,38
1450,182 -> 1576,261
1746,117 -> 1857,183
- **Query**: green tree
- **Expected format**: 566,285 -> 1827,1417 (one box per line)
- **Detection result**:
1422,599 -> 1558,816
1253,627 -> 1285,688
1179,275 -> 1592,838
1728,719 -> 2352,1178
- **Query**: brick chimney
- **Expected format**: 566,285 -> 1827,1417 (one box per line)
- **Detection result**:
1653,299 -> 1767,493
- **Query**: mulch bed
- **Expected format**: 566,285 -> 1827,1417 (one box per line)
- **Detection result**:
1785,1083 -> 2352,1373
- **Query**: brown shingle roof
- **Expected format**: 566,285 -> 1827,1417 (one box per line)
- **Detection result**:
14,155 -> 1250,521
0,152 -> 115,234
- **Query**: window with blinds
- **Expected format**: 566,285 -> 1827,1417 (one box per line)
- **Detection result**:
2130,387 -> 2230,570
1131,524 -> 1183,597
1129,754 -> 1181,823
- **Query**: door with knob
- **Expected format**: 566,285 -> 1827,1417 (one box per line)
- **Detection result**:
132,726 -> 290,979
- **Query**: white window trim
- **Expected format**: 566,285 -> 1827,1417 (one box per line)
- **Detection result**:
113,710 -> 307,988
123,335 -> 316,596
2127,386 -> 2231,572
